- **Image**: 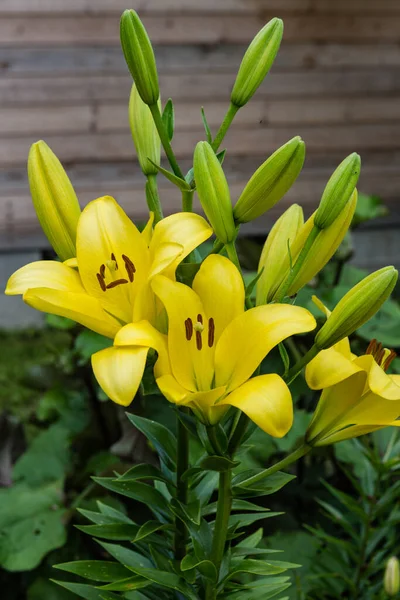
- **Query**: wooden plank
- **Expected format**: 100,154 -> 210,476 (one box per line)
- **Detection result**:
1,0 -> 400,15
4,44 -> 400,76
2,15 -> 400,46
0,106 -> 93,135
2,70 -> 400,106
2,124 -> 400,167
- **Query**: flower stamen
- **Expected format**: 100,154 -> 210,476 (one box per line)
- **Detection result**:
366,338 -> 397,371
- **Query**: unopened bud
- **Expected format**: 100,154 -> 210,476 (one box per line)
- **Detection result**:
194,142 -> 236,244
231,18 -> 283,108
120,10 -> 159,106
385,557 -> 400,597
316,266 -> 398,350
314,153 -> 361,229
256,204 -> 304,304
233,137 -> 305,224
129,83 -> 161,176
28,141 -> 81,261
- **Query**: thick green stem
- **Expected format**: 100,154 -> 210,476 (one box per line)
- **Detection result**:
283,344 -> 319,385
174,408 -> 189,561
225,241 -> 241,271
276,225 -> 320,302
146,174 -> 163,223
241,444 -> 312,488
205,469 -> 233,600
182,189 -> 194,212
211,103 -> 239,152
149,102 -> 185,180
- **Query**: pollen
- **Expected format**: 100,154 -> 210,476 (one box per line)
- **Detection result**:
366,339 -> 397,371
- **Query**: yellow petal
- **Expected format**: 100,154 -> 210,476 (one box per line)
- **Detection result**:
5,260 -> 84,295
356,355 -> 400,400
149,212 -> 212,277
339,390 -> 400,428
316,424 -> 384,446
115,321 -> 170,377
305,346 -> 360,390
24,287 -> 121,338
92,346 -> 148,406
156,373 -> 189,404
148,242 -> 183,279
306,370 -> 367,444
141,211 -> 155,247
220,374 -> 293,437
76,196 -> 150,323
152,275 -> 214,392
215,303 -> 316,391
64,257 -> 78,268
192,255 -> 244,344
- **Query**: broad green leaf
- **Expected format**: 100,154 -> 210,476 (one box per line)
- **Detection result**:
76,524 -> 139,541
229,511 -> 282,529
191,471 -> 218,506
126,413 -> 177,470
96,541 -> 153,569
181,554 -> 217,582
232,471 -> 295,497
162,98 -> 175,141
170,498 -> 201,525
148,544 -> 171,571
199,455 -> 240,472
126,565 -> 197,600
225,558 -> 288,581
97,502 -> 132,523
77,509 -> 130,526
236,527 -> 263,548
92,477 -> 170,518
187,518 -> 213,560
116,464 -> 171,485
54,561 -> 132,582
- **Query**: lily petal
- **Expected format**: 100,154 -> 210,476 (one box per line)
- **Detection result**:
24,287 -> 121,338
316,423 -> 384,446
306,346 -> 360,390
148,242 -> 183,279
215,303 -> 316,391
192,255 -> 245,344
115,321 -> 170,377
149,213 -> 212,277
141,212 -> 155,246
152,275 -> 214,392
220,374 -> 293,437
76,196 -> 150,323
356,355 -> 400,400
156,373 -> 189,404
92,346 -> 149,406
5,260 -> 84,295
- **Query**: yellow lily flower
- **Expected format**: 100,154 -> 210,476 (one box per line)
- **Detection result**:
305,318 -> 400,445
5,196 -> 212,340
96,255 -> 316,431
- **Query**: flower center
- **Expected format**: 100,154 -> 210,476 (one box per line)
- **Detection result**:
366,338 -> 397,371
184,314 -> 215,350
96,253 -> 136,292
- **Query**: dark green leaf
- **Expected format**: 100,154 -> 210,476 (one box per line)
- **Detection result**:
170,498 -> 201,525
229,511 -> 281,529
216,148 -> 226,165
126,413 -> 177,470
181,554 -> 217,582
76,523 -> 139,541
162,98 -> 175,141
204,498 -> 267,516
245,268 -> 264,301
232,471 -> 296,497
201,107 -> 212,143
191,471 -> 218,506
175,262 -> 201,287
97,501 -> 132,523
116,464 -> 171,485
96,541 -> 153,569
92,477 -> 170,518
199,455 -> 240,472
52,581 -> 107,600
236,528 -> 263,548
97,576 -> 150,592
54,561 -> 132,582
126,565 -> 197,600
225,558 -> 288,580
77,508 -> 131,526
134,521 -> 171,542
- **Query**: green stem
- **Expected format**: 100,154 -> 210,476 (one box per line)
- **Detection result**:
211,103 -> 239,152
283,345 -> 319,385
228,412 -> 250,457
174,408 -> 189,561
182,189 -> 194,212
241,444 -> 311,488
275,225 -> 320,302
210,240 -> 225,254
146,174 -> 163,223
225,241 -> 241,272
149,102 -> 185,180
205,470 -> 232,600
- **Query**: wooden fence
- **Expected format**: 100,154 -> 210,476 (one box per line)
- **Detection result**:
1,0 -> 400,248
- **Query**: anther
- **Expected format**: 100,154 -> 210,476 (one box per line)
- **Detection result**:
382,349 -> 397,372
197,314 -> 203,324
185,318 -> 193,341
366,339 -> 377,355
208,318 -> 215,348
111,252 -> 118,268
196,330 -> 202,350
96,273 -> 106,292
122,254 -> 136,283
106,278 -> 129,289
100,264 -> 106,278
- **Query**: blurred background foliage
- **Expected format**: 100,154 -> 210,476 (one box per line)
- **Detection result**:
1,194 -> 399,600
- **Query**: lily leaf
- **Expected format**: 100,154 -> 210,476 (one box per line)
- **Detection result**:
126,565 -> 197,600
162,98 -> 175,141
126,413 -> 177,470
116,463 -> 171,485
76,523 -> 139,541
200,455 -> 240,472
54,561 -> 132,583
96,541 -> 153,569
201,107 -> 212,144
232,471 -> 295,497
181,554 -> 218,582
92,477 -> 170,518
148,159 -> 191,191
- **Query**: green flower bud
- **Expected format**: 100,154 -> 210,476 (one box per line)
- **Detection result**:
28,141 -> 81,261
194,142 -> 236,244
120,9 -> 159,106
385,557 -> 400,597
233,136 -> 305,223
256,204 -> 304,305
316,266 -> 398,350
231,17 -> 283,108
129,83 -> 161,176
314,153 -> 361,229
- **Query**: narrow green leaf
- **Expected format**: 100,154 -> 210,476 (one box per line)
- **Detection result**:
278,342 -> 290,376
96,541 -> 153,569
92,477 -> 170,518
97,502 -> 132,524
97,576 -> 150,592
232,471 -> 295,497
201,107 -> 212,144
216,148 -> 226,165
133,520 -> 171,542
170,498 -> 201,526
126,413 -> 177,470
245,268 -> 264,300
181,554 -> 218,582
116,464 -> 171,485
162,98 -> 175,141
148,159 -> 191,191
236,527 -> 263,548
52,580 -> 107,600
225,558 -> 288,580
200,455 -> 240,472
204,499 -> 267,515
76,523 -> 138,541
126,565 -> 197,600
229,511 -> 281,529
54,561 -> 131,583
